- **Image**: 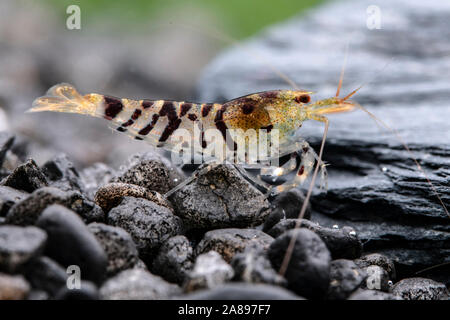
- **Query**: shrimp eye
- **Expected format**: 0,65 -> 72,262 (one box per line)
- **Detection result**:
295,94 -> 311,104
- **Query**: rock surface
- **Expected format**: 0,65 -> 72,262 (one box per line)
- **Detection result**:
197,0 -> 450,281
327,259 -> 367,300
392,277 -> 449,300
0,225 -> 47,273
152,235 -> 194,285
170,164 -> 271,229
100,268 -> 180,300
88,223 -> 140,276
0,273 -> 30,300
268,229 -> 331,299
195,228 -> 274,263
183,283 -> 302,300
184,251 -> 234,292
107,197 -> 183,258
36,205 -> 108,284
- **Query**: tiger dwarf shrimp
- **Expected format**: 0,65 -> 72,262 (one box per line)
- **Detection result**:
29,83 -> 357,199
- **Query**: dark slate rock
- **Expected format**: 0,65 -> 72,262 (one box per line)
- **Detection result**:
0,273 -> 30,300
94,182 -> 172,213
107,197 -> 183,258
184,251 -> 234,292
113,152 -> 183,195
231,245 -> 287,286
267,219 -> 362,259
24,256 -> 67,296
80,162 -> 115,200
327,259 -> 367,300
182,283 -> 302,300
354,253 -> 397,281
152,235 -> 194,285
0,186 -> 27,217
2,159 -> 48,193
42,153 -> 85,193
100,268 -> 181,300
392,277 -> 449,300
54,281 -> 99,300
197,0 -> 450,277
268,228 -> 331,299
271,189 -> 311,220
36,205 -> 107,284
0,132 -> 15,168
195,228 -> 274,263
0,225 -> 47,273
6,187 -> 104,225
87,222 -> 139,276
348,289 -> 402,300
169,164 -> 270,229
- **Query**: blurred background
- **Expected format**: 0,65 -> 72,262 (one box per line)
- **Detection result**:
0,0 -> 323,167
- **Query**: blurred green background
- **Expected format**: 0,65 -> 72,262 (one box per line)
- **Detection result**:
45,0 -> 324,38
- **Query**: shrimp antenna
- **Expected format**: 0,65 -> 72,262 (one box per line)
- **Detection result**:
336,42 -> 349,97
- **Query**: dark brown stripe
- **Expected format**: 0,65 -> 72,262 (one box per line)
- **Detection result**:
298,165 -> 305,176
188,114 -> 197,121
138,114 -> 159,136
121,120 -> 134,128
201,104 -> 213,117
179,103 -> 192,117
135,136 -> 144,140
158,101 -> 181,143
159,118 -> 181,142
261,124 -> 273,133
131,109 -> 142,120
201,130 -> 207,149
142,100 -> 154,109
116,127 -> 127,132
215,120 -> 237,151
104,96 -> 123,119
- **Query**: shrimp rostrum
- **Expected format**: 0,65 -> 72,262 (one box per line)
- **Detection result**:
29,82 -> 357,199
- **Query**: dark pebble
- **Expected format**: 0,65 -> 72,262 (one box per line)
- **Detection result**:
42,153 -> 85,193
0,186 -> 27,216
392,277 -> 449,300
268,228 -> 331,299
267,219 -> 362,259
54,280 -> 99,300
107,197 -> 183,258
94,182 -> 172,213
231,245 -> 287,287
271,189 -> 311,220
80,163 -> 115,200
348,289 -> 402,300
169,164 -> 270,229
195,228 -> 274,263
327,259 -> 367,300
184,251 -> 234,292
152,235 -> 194,285
2,159 -> 48,193
6,187 -> 104,225
23,256 -> 67,296
88,222 -> 139,276
100,268 -> 181,300
36,204 -> 108,284
0,225 -> 47,273
183,283 -> 303,300
354,253 -> 396,281
113,152 -> 182,194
